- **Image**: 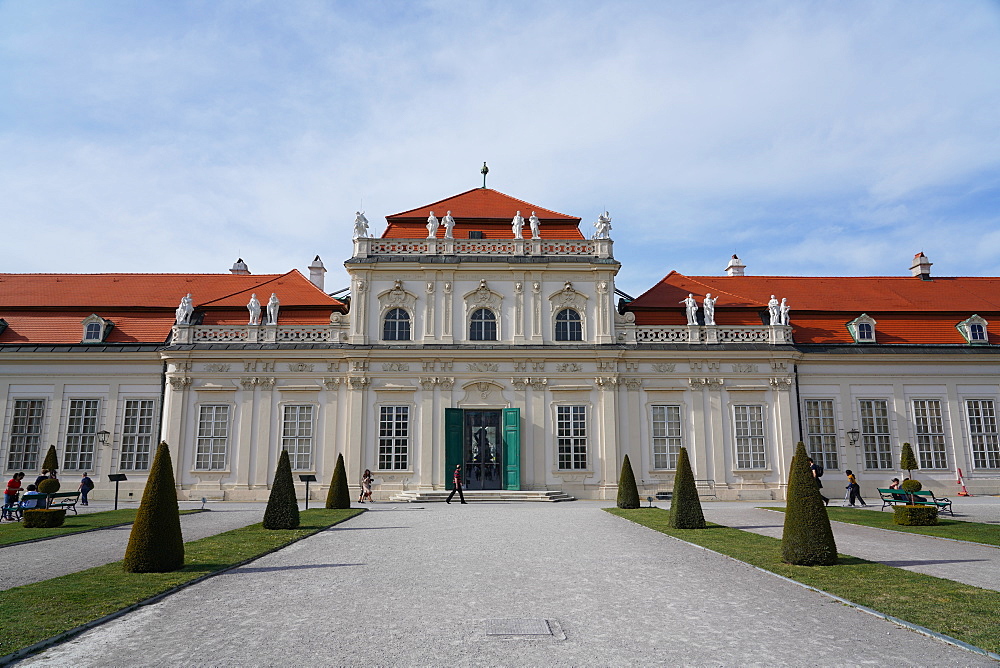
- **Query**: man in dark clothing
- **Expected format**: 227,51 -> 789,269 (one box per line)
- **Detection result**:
807,457 -> 829,506
34,470 -> 49,488
446,464 -> 467,504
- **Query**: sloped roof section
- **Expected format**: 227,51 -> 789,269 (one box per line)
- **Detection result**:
383,188 -> 584,239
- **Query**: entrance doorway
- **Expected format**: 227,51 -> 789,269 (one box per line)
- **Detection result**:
463,410 -> 503,490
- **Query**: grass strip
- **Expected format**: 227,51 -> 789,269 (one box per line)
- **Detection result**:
765,506 -> 1000,547
0,509 -> 201,548
606,507 -> 1000,654
0,508 -> 363,658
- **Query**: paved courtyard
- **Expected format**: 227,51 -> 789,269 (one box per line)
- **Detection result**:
16,500 -> 993,667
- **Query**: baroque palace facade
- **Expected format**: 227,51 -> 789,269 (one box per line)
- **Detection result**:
2,188 -> 999,501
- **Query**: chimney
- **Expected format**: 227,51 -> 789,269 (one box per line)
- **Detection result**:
308,255 -> 327,290
726,254 -> 746,277
910,252 -> 932,280
230,258 -> 250,275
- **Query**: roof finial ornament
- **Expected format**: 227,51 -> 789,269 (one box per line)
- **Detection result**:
481,161 -> 489,189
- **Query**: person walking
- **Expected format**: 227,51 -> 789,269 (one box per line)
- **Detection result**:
845,469 -> 867,507
446,464 -> 467,504
79,472 -> 94,506
359,469 -> 373,503
806,457 -> 828,506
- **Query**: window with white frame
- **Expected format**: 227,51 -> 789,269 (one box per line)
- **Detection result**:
382,308 -> 411,341
557,405 -> 588,470
957,315 -> 989,344
282,405 -> 314,470
847,314 -> 877,343
733,405 -> 766,469
554,308 -> 583,341
966,399 -> 1000,469
804,399 -> 839,470
651,405 -> 682,469
912,400 -> 947,469
119,400 -> 155,470
469,308 -> 497,341
7,399 -> 45,470
859,399 -> 893,469
195,405 -> 230,470
63,399 -> 99,470
378,406 -> 409,470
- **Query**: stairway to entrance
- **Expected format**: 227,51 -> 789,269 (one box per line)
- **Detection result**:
389,489 -> 576,503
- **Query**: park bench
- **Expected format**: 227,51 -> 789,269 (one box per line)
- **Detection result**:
44,491 -> 81,514
877,488 -> 953,515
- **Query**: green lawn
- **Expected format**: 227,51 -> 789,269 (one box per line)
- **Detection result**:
0,508 -> 364,659
607,507 -> 1000,654
0,509 -> 201,547
767,506 -> 1000,547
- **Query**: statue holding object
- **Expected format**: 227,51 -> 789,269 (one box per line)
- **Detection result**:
426,211 -> 439,239
511,211 -> 525,239
528,212 -> 541,239
352,211 -> 370,239
442,211 -> 455,239
593,212 -> 612,239
680,293 -> 699,326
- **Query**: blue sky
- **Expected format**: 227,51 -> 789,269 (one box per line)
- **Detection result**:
2,0 -> 999,297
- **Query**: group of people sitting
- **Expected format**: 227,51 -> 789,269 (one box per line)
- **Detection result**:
2,469 -> 60,520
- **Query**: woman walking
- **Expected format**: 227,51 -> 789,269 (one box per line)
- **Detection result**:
359,469 -> 373,503
845,469 -> 867,507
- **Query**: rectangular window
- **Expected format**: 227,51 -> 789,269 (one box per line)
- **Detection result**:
859,400 -> 893,469
804,400 -> 839,470
912,400 -> 947,469
651,405 -> 682,469
282,405 -> 314,470
557,405 -> 588,470
733,405 -> 766,469
7,400 -> 45,470
378,406 -> 409,470
119,400 -> 155,470
64,399 -> 99,471
967,399 -> 1000,469
196,405 -> 230,470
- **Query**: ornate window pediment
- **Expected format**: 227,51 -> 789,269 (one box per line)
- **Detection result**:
377,280 -> 417,314
846,314 -> 877,343
548,281 -> 588,314
463,279 -> 502,315
81,314 -> 112,343
958,315 -> 989,344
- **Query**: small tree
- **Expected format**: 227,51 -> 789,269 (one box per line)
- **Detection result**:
901,477 -> 923,506
616,454 -> 640,509
325,453 -> 351,509
263,450 -> 300,529
781,442 -> 837,566
123,442 -> 184,573
899,443 -> 918,480
666,447 -> 705,529
41,445 -> 59,472
37,478 -> 61,494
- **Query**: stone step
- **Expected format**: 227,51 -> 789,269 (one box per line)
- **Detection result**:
389,490 -> 576,503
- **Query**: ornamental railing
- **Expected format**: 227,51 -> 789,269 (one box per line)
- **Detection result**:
174,324 -> 348,345
354,237 -> 614,259
633,325 -> 791,344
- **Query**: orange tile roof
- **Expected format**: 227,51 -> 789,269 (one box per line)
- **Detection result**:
0,311 -> 173,344
382,188 -> 584,240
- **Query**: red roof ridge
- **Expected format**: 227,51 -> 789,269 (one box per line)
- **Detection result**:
677,274 -> 763,305
386,188 -> 578,221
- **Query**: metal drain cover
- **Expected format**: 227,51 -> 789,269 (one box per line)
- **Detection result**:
485,618 -> 552,636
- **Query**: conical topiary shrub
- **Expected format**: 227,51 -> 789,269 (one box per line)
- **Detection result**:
781,442 -> 837,565
42,445 -> 59,472
123,442 -> 184,573
325,453 -> 351,509
616,454 -> 640,509
667,446 -> 705,528
900,442 -> 918,480
263,450 -> 300,529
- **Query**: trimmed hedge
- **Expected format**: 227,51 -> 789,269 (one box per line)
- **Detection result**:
325,453 -> 351,509
901,478 -> 922,494
123,442 -> 184,573
616,454 -> 640,509
41,445 -> 59,472
23,509 -> 66,528
894,505 -> 939,526
263,450 -> 300,529
781,442 -> 837,565
37,478 -> 61,494
666,446 -> 705,529
899,443 -> 918,477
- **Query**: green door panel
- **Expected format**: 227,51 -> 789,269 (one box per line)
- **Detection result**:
503,407 -> 520,491
445,408 -> 463,489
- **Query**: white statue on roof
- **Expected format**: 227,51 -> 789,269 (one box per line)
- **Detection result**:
175,293 -> 194,325
442,210 -> 455,239
768,295 -> 780,326
267,293 -> 280,325
353,211 -> 370,239
426,211 -> 439,239
593,212 -> 612,239
248,293 -> 261,326
703,293 -> 716,326
529,211 -> 541,239
779,298 -> 790,326
512,211 -> 525,239
681,293 -> 699,326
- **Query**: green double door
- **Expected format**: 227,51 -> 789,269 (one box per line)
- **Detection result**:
445,408 -> 520,491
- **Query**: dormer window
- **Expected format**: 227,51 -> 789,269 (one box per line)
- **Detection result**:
958,315 -> 989,345
81,314 -> 111,343
847,314 -> 877,343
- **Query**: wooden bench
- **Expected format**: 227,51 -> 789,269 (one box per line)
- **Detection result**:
877,488 -> 953,515
44,491 -> 82,515
878,488 -> 910,510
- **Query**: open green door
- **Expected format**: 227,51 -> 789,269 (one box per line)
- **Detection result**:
445,408 -> 463,489
503,407 -> 521,490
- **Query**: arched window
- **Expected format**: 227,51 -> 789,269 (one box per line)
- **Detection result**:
470,308 -> 497,341
555,308 -> 583,341
382,308 -> 411,341
857,322 -> 874,341
970,323 -> 986,341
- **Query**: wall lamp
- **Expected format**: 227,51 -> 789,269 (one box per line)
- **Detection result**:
846,428 -> 861,446
97,430 -> 111,446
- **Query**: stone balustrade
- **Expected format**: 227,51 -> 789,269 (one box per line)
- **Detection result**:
172,324 -> 348,345
353,237 -> 614,259
634,324 -> 792,344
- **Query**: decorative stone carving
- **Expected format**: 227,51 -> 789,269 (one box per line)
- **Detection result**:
595,376 -> 620,390
467,362 -> 499,372
426,211 -> 439,239
240,377 -> 257,389
205,363 -> 231,372
324,377 -> 342,389
168,376 -> 192,390
464,280 -> 502,316
689,377 -> 724,389
652,363 -> 676,373
421,360 -> 437,371
732,363 -> 758,373
624,361 -> 639,372
556,362 -> 582,372
438,377 -> 454,390
247,293 -> 261,326
327,361 -> 341,372
681,294 -> 698,326
511,211 -> 525,239
770,360 -> 788,372
420,377 -> 436,390
768,295 -> 780,326
174,361 -> 192,372
529,377 -> 548,390
531,361 -> 546,372
511,378 -> 528,390
382,362 -> 410,372
261,361 -> 275,372
353,211 -> 370,239
623,378 -> 642,390
266,293 -> 280,325
528,212 -> 541,239
703,294 -> 717,326
442,211 -> 455,239
593,211 -> 612,239
513,361 -> 527,372
351,360 -> 369,371
175,294 -> 194,325
378,281 -> 417,318
548,282 -> 588,314
770,377 -> 793,391
287,363 -> 314,372
597,361 -> 615,372
348,376 -> 370,389
257,377 -> 275,389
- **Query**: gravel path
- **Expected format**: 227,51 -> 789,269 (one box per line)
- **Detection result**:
1,502 -> 267,590
17,501 -> 989,667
